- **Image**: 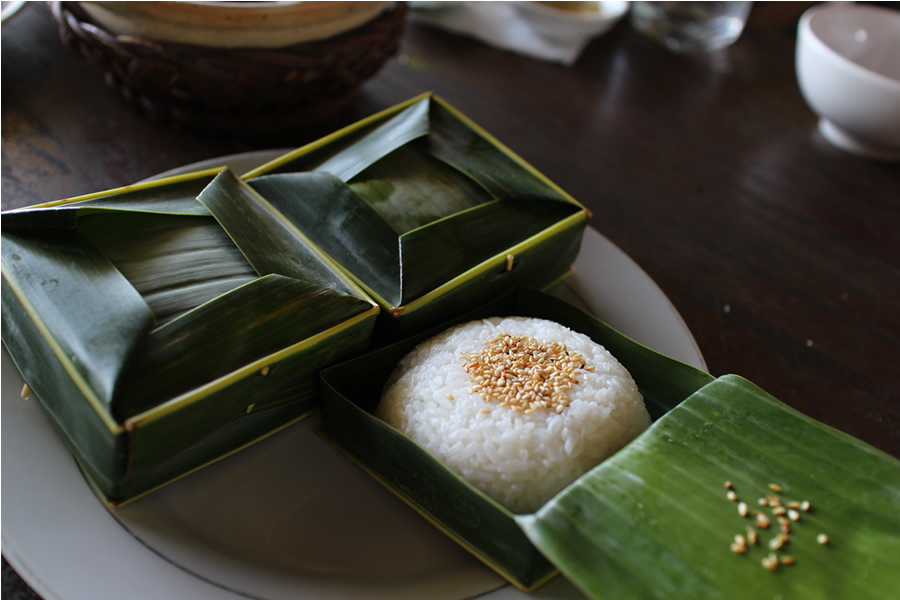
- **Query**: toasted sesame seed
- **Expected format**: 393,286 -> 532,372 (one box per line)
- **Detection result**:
772,506 -> 787,516
462,334 -> 588,413
727,490 -> 738,502
762,553 -> 779,571
787,501 -> 802,509
446,393 -> 454,400
755,512 -> 771,529
730,542 -> 747,554
768,483 -> 783,493
20,383 -> 31,399
778,516 -> 791,534
817,533 -> 829,545
767,495 -> 782,507
781,555 -> 796,565
801,500 -> 811,512
245,404 -> 255,414
480,409 -> 490,414
738,502 -> 749,517
768,533 -> 789,550
506,254 -> 515,271
259,365 -> 270,376
788,509 -> 800,522
758,497 -> 769,506
724,481 -> 733,489
746,527 -> 758,545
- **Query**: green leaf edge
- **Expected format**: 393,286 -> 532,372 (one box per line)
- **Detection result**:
397,210 -> 588,316
240,94 -> 433,181
126,292 -> 379,429
2,167 -> 225,212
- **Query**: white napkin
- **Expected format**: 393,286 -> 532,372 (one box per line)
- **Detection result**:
409,2 -> 595,66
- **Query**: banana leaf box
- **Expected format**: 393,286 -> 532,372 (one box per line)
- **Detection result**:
242,92 -> 590,339
318,288 -> 900,599
1,93 -> 590,504
1,168 -> 381,504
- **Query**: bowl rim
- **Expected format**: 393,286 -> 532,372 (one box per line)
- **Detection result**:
799,3 -> 900,91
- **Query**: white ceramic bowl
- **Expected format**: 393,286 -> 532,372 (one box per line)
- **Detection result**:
512,1 -> 629,41
796,3 -> 900,161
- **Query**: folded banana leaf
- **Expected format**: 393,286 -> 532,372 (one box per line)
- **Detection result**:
318,288 -> 900,596
1,168 -> 379,504
244,93 -> 590,339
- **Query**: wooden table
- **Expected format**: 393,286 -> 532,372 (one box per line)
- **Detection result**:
3,3 -> 897,598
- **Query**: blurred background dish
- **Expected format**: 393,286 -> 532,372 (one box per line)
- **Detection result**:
629,1 -> 753,54
78,1 -> 389,48
796,3 -> 900,161
50,1 -> 407,139
1,1 -> 27,23
511,1 -> 629,42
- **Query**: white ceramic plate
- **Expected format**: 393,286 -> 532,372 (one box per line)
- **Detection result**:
2,151 -> 705,600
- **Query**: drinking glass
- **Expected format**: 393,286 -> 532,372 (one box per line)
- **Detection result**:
630,2 -> 753,53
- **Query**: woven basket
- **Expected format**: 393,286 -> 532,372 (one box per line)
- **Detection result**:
50,2 -> 408,138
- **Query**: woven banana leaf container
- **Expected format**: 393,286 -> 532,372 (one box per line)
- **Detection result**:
244,93 -> 591,340
1,168 -> 380,505
319,288 -> 900,597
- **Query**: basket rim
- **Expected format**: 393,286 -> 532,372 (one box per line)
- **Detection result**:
76,0 -> 393,49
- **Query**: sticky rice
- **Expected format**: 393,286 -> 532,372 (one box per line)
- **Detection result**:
375,316 -> 650,513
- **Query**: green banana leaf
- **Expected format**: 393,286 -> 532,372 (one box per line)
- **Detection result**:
250,169 -> 579,309
518,375 -> 900,600
115,274 -> 374,419
245,94 -> 575,207
1,169 -> 217,231
1,168 -> 379,504
348,145 -> 490,234
423,97 -> 574,205
245,93 -> 588,337
319,288 -> 900,596
2,230 -> 153,420
196,169 -> 372,298
241,171 -> 401,304
312,97 -> 430,181
241,95 -> 430,180
78,212 -> 258,326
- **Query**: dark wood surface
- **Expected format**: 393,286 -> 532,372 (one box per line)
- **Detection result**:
2,3 -> 897,598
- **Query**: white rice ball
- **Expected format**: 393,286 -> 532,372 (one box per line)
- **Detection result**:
375,316 -> 650,513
